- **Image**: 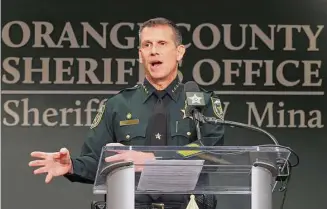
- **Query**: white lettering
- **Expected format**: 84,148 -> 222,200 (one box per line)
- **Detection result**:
23,57 -> 51,84
250,24 -> 276,50
3,100 -> 20,126
302,60 -> 322,86
2,98 -> 107,127
247,101 -> 323,128
223,24 -> 247,50
53,58 -> 74,84
2,21 -> 30,47
32,22 -> 57,48
116,59 -> 136,85
193,23 -> 221,50
276,60 -> 300,87
81,22 -> 108,49
57,22 -> 79,48
223,60 -> 242,86
110,22 -> 135,49
193,59 -> 221,85
244,60 -> 263,86
76,58 -> 101,84
277,25 -> 301,51
2,57 -> 20,84
302,25 -> 324,51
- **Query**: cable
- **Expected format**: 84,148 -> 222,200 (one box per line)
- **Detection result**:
279,160 -> 293,209
257,144 -> 299,168
197,114 -> 300,168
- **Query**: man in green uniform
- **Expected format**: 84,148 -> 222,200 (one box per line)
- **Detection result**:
29,17 -> 225,209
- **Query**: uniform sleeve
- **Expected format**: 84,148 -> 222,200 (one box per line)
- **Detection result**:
199,92 -> 225,146
64,101 -> 115,184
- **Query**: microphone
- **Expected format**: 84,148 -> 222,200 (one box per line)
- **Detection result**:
183,81 -> 206,117
181,84 -> 299,187
180,81 -> 231,164
183,81 -> 279,146
183,81 -> 206,141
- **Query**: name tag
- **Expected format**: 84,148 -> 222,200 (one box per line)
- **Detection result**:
119,119 -> 140,126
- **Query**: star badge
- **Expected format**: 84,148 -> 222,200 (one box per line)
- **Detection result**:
188,94 -> 202,104
155,133 -> 161,140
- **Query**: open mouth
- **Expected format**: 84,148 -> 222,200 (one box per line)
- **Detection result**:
150,61 -> 163,67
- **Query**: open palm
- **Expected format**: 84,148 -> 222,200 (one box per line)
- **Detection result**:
29,148 -> 72,183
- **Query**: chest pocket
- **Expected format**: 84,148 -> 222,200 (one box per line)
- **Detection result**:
171,118 -> 196,145
115,123 -> 147,146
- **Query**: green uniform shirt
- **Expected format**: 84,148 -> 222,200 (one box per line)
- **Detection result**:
65,76 -> 225,183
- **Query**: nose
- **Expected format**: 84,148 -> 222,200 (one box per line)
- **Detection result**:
150,45 -> 158,55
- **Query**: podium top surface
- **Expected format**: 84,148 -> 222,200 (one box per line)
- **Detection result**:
93,145 -> 291,195
100,144 -> 288,152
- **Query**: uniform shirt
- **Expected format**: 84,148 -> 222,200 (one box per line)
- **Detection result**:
65,76 -> 225,183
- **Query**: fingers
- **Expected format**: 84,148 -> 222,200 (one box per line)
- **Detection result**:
135,165 -> 144,172
54,148 -> 69,159
45,173 -> 53,184
31,148 -> 69,159
33,167 -> 47,175
105,154 -> 125,162
106,143 -> 124,146
59,147 -> 69,155
105,143 -> 127,155
29,160 -> 46,167
30,151 -> 48,158
53,152 -> 61,159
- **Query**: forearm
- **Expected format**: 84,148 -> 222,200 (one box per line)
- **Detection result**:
64,156 -> 98,184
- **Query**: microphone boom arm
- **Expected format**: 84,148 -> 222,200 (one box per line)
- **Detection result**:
195,113 -> 280,145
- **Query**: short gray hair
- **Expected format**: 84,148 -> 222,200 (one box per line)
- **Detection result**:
138,17 -> 183,46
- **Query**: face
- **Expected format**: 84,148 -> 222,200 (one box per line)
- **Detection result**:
138,25 -> 185,81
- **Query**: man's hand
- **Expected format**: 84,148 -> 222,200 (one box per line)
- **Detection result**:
105,143 -> 155,171
28,148 -> 73,183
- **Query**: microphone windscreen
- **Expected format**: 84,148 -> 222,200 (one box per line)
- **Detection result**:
183,81 -> 206,112
184,81 -> 200,93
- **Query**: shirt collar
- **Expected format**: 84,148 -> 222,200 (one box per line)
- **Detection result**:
141,76 -> 182,103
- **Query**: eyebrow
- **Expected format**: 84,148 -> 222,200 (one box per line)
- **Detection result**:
142,40 -> 169,44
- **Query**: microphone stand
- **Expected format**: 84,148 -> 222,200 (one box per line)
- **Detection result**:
196,114 -> 279,145
193,112 -> 300,178
189,110 -> 300,209
192,111 -> 203,142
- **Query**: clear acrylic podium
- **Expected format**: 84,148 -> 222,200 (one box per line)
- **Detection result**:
93,145 -> 291,209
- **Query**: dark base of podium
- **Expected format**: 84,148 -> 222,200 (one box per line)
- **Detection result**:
91,194 -> 217,209
91,201 -> 106,209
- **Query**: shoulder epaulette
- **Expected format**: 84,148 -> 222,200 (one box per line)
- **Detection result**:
117,84 -> 141,94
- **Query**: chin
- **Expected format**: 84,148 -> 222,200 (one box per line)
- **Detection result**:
149,74 -> 167,81
148,71 -> 167,80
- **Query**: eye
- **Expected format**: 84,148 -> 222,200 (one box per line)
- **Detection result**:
142,42 -> 151,48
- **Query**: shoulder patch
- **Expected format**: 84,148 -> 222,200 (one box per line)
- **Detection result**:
211,96 -> 224,120
90,103 -> 106,129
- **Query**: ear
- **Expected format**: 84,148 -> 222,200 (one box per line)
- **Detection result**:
176,45 -> 186,62
138,49 -> 143,64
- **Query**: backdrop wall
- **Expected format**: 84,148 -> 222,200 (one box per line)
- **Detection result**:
1,0 -> 326,209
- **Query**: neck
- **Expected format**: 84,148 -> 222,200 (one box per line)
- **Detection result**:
145,71 -> 177,90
